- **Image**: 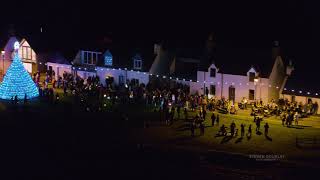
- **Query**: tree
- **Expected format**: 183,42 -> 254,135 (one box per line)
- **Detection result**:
0,53 -> 39,99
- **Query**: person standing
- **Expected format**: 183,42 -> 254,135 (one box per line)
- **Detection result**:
24,94 -> 27,104
264,123 -> 269,136
14,95 -> 18,104
294,112 -> 299,125
191,122 -> 195,137
289,111 -> 294,126
285,112 -> 289,126
203,108 -> 207,121
241,124 -> 245,137
200,123 -> 205,136
205,87 -> 209,97
247,124 -> 252,137
63,85 -> 67,96
165,107 -> 170,125
230,121 -> 236,136
171,106 -> 175,122
177,105 -> 181,120
256,118 -> 261,132
211,113 -> 216,126
281,113 -> 286,126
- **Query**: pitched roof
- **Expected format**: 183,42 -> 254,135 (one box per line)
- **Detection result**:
283,72 -> 320,98
79,48 -> 153,72
170,46 -> 279,79
212,47 -> 278,78
39,52 -> 71,65
171,60 -> 198,80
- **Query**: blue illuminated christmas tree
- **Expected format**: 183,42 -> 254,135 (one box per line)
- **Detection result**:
0,51 -> 39,100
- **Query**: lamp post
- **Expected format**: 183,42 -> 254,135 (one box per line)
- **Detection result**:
1,51 -> 5,78
203,71 -> 206,96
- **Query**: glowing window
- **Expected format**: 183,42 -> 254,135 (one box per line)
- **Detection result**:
104,50 -> 113,66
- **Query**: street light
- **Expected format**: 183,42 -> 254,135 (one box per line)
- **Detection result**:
1,51 -> 5,78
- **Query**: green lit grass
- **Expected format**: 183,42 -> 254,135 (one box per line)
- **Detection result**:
129,108 -> 320,163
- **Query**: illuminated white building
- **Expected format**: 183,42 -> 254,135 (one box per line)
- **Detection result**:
47,49 -> 150,86
1,36 -> 38,75
151,38 -> 294,103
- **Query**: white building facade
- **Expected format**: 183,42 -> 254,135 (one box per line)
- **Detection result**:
47,50 -> 149,87
190,64 -> 269,103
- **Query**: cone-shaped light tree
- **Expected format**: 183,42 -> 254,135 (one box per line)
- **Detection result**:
0,42 -> 39,100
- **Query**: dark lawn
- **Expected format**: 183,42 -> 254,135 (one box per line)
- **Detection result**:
0,99 -> 320,179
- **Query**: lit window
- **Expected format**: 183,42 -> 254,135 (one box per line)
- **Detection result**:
133,54 -> 142,70
22,46 -> 32,60
104,50 -> 113,66
82,51 -> 100,65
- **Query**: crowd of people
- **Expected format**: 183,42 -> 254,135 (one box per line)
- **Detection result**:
28,70 -> 318,130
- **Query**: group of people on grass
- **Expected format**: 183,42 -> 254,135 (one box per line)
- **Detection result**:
251,98 -> 318,119
189,110 -> 270,138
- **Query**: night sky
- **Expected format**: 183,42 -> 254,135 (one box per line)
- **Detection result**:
1,0 -> 320,91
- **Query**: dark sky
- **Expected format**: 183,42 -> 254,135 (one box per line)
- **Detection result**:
1,0 -> 320,91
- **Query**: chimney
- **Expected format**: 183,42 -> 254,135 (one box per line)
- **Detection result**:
8,24 -> 16,37
154,44 -> 160,55
272,40 -> 280,60
286,60 -> 294,76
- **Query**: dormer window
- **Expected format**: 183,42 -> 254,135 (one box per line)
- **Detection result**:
104,50 -> 113,66
133,54 -> 142,70
82,51 -> 100,65
210,68 -> 216,77
249,72 -> 255,82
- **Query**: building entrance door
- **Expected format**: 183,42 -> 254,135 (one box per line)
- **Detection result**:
229,86 -> 235,102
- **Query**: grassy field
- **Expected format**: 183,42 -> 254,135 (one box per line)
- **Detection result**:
129,108 -> 320,164
0,92 -> 319,178
1,90 -> 320,165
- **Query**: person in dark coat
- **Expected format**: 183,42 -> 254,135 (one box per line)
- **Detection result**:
177,105 -> 181,120
205,87 -> 209,97
14,95 -> 18,104
240,124 -> 245,137
171,106 -> 175,121
170,110 -> 174,125
63,86 -> 67,96
191,122 -> 195,137
218,124 -> 227,136
203,108 -> 207,120
211,113 -> 216,126
200,123 -> 205,136
256,118 -> 261,132
165,107 -> 170,125
24,94 -> 27,104
230,121 -> 236,136
281,113 -> 286,126
184,107 -> 188,121
247,124 -> 252,137
216,114 -> 220,125
264,123 -> 269,136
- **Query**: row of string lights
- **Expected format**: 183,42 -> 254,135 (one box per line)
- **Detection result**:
41,62 -> 320,97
